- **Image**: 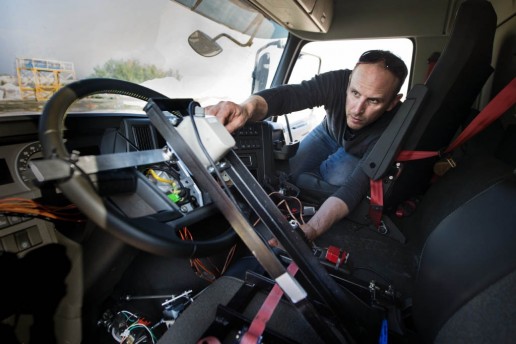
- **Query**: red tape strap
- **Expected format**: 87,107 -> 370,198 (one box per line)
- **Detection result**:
240,262 -> 299,344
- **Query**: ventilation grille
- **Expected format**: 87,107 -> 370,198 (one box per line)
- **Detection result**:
132,124 -> 155,150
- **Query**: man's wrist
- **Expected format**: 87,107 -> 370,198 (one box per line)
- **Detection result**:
302,223 -> 318,241
243,95 -> 267,121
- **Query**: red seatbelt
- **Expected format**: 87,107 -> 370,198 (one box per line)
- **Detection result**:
399,77 -> 516,161
369,178 -> 384,229
369,77 -> 516,228
240,262 -> 299,344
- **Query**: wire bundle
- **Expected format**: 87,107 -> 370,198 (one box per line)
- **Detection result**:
179,226 -> 236,282
268,191 -> 306,227
112,310 -> 157,344
146,168 -> 180,192
0,198 -> 85,222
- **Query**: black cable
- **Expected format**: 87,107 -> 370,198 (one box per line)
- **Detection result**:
160,163 -> 181,181
115,129 -> 140,151
284,114 -> 294,143
64,156 -> 99,191
352,266 -> 392,285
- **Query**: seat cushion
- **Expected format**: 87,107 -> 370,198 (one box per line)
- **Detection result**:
413,177 -> 516,342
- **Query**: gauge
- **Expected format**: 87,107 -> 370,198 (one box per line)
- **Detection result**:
16,141 -> 44,189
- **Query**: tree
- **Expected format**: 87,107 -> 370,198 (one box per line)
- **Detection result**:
91,59 -> 182,83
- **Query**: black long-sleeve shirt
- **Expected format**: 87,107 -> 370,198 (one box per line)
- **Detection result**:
256,69 -> 398,211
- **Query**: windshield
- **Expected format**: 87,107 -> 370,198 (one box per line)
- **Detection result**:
0,0 -> 288,114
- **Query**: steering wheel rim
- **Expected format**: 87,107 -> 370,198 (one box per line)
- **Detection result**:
39,78 -> 237,256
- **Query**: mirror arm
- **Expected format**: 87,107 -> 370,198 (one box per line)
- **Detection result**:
213,33 -> 254,47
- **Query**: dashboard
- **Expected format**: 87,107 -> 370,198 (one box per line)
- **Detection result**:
0,112 -> 277,256
1,141 -> 43,196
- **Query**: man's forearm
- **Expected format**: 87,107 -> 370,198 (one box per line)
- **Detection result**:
303,196 -> 349,240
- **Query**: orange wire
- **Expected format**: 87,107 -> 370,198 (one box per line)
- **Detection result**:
0,198 -> 84,222
267,192 -> 305,225
178,225 -> 237,283
176,191 -> 307,281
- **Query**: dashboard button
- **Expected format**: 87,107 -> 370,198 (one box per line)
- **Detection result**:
0,215 -> 8,229
27,226 -> 43,246
1,234 -> 18,253
15,231 -> 32,251
8,216 -> 22,225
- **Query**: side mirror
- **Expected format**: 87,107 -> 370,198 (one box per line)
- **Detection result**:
252,52 -> 270,93
250,40 -> 284,93
188,30 -> 255,58
188,30 -> 223,57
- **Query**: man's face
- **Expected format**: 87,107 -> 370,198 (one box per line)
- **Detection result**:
345,62 -> 402,130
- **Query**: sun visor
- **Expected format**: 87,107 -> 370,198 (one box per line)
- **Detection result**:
247,0 -> 333,33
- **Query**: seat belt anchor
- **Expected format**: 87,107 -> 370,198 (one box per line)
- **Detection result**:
378,221 -> 388,235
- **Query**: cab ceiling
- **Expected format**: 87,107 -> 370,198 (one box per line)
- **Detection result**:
289,0 -> 460,41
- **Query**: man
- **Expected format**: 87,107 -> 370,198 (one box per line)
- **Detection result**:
206,50 -> 408,241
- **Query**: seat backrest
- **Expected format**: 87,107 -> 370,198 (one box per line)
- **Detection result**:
412,175 -> 516,342
405,0 -> 496,151
363,0 -> 497,208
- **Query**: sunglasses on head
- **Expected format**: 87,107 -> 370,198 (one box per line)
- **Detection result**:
358,50 -> 408,85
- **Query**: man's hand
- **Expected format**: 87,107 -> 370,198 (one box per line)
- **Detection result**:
300,223 -> 318,241
301,197 -> 350,241
205,95 -> 268,133
267,197 -> 350,246
205,101 -> 250,133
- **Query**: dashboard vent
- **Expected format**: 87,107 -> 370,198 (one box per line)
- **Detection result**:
132,124 -> 156,150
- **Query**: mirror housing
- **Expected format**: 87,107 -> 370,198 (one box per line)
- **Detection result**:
188,30 -> 223,57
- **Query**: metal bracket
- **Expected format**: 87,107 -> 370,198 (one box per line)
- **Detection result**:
30,149 -> 168,182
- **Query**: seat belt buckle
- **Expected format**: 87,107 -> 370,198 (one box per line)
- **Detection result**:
433,156 -> 457,176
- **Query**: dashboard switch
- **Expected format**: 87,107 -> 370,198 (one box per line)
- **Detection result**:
15,230 -> 31,251
27,226 -> 43,246
0,215 -> 8,229
1,234 -> 18,253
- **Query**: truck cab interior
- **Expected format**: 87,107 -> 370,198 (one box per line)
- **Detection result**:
0,0 -> 515,343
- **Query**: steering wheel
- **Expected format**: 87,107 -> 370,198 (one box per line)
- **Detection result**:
38,78 -> 237,256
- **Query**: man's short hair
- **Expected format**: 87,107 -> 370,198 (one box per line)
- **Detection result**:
357,50 -> 408,95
